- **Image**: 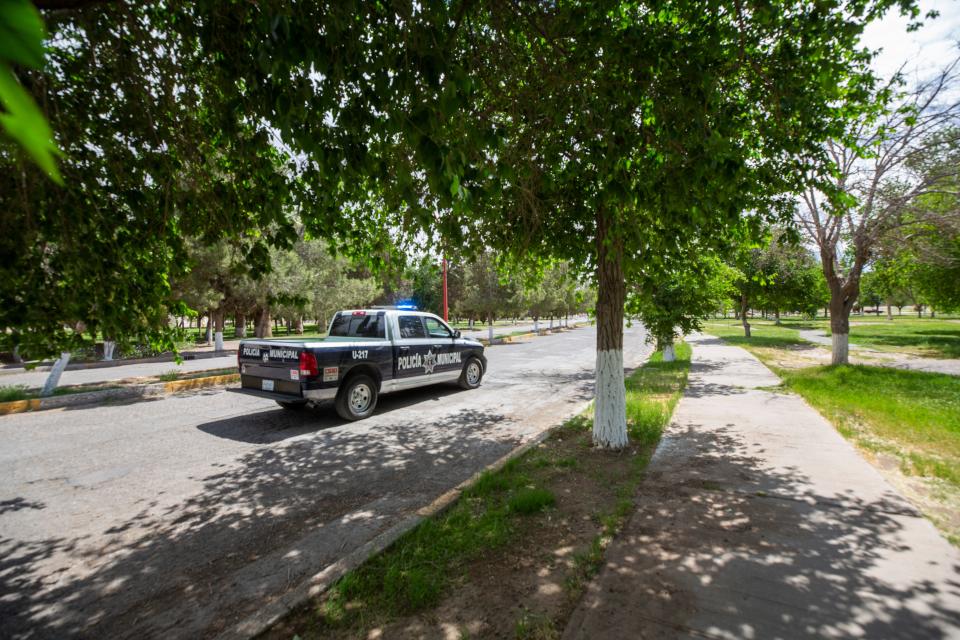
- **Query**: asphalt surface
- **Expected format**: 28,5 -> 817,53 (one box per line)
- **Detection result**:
0,319 -> 587,390
0,323 -> 649,640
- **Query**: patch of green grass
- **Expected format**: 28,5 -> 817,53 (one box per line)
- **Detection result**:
778,364 -> 960,486
0,385 -> 31,402
508,488 -> 556,514
158,369 -> 180,382
625,342 -> 691,444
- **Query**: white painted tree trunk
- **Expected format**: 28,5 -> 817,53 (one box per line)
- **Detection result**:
205,319 -> 213,344
534,318 -> 539,332
549,317 -> 554,330
12,345 -> 22,363
593,349 -> 628,449
214,331 -> 224,352
488,318 -> 494,342
41,352 -> 71,397
102,341 -> 116,361
831,333 -> 849,365
663,343 -> 676,362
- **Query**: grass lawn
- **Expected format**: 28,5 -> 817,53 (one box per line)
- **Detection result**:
266,345 -> 691,639
703,319 -> 960,544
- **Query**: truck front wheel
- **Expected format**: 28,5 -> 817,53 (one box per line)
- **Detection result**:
459,357 -> 484,390
335,375 -> 378,421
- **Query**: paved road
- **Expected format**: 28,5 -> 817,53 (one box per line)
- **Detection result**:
566,334 -> 960,639
0,324 -> 648,640
0,319 -> 589,390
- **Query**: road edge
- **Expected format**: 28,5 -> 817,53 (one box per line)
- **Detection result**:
0,373 -> 240,415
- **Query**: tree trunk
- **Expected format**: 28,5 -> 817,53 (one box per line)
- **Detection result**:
740,294 -> 751,338
102,340 -> 116,361
41,352 -> 71,397
549,317 -> 554,330
829,288 -> 853,365
534,316 -> 540,332
214,310 -> 225,351
593,209 -> 627,449
662,339 -> 676,362
205,313 -> 213,344
295,316 -> 304,334
488,315 -> 494,342
235,314 -> 247,338
886,303 -> 893,321
255,308 -> 273,338
774,309 -> 781,326
12,344 -> 22,364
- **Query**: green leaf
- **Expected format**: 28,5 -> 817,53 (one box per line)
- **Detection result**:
0,0 -> 46,69
0,65 -> 62,183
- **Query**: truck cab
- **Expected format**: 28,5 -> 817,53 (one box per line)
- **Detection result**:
233,309 -> 486,420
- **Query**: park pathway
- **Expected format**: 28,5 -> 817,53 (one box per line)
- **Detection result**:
798,328 -> 960,376
565,334 -> 960,640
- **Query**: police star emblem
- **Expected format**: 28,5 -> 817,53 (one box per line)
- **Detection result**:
423,349 -> 437,374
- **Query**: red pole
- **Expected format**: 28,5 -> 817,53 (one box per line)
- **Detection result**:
442,257 -> 449,322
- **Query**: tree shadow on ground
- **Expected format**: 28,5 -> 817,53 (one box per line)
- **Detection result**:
572,409 -> 960,639
0,407 -> 519,640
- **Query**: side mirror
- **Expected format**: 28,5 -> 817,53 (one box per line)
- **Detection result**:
454,330 -> 461,339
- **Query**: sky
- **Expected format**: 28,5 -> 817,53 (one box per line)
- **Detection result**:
861,0 -> 960,81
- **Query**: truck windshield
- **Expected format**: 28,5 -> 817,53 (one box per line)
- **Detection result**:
329,313 -> 386,339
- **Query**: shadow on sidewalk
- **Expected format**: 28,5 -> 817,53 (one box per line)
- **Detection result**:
571,423 -> 960,639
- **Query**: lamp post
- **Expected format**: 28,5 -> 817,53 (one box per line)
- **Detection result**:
442,257 -> 449,322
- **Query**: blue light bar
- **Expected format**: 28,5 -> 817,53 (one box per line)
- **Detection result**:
395,299 -> 418,310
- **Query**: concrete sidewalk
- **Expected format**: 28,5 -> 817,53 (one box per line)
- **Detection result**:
565,334 -> 960,639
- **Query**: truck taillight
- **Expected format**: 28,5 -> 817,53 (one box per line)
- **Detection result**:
299,351 -> 319,377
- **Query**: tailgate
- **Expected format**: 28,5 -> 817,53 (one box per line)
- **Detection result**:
238,342 -> 304,397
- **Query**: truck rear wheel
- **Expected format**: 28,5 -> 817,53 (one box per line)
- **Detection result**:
335,374 -> 378,421
459,357 -> 484,390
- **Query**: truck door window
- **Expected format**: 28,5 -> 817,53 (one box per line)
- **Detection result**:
424,317 -> 452,338
330,313 -> 386,338
398,315 -> 427,339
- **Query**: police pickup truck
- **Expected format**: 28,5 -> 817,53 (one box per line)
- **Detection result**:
233,308 -> 486,420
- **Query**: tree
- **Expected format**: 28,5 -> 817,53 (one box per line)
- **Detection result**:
7,0 -> 922,445
456,251 -> 519,341
798,60 -> 960,363
1,3 -> 298,367
425,1 -> 907,448
753,232 -> 829,323
628,252 -> 738,361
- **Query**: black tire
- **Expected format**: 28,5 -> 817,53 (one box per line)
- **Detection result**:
335,374 -> 378,421
276,400 -> 308,410
458,357 -> 484,390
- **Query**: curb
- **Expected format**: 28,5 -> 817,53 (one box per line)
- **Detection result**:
216,396 -> 594,640
0,373 -> 240,416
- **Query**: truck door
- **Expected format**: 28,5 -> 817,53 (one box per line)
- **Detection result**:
394,315 -> 436,382
422,316 -> 461,374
